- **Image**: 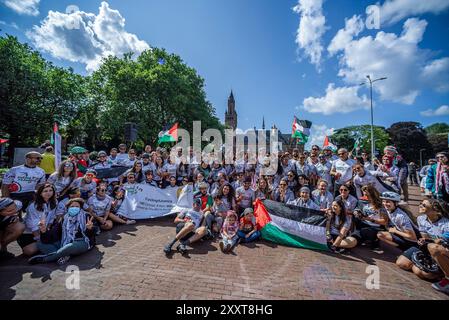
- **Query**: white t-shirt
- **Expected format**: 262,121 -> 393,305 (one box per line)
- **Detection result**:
236,187 -> 255,209
417,215 -> 449,238
87,195 -> 112,217
115,153 -> 129,165
179,209 -> 203,228
3,165 -> 46,194
164,163 -> 178,179
24,202 -> 58,233
47,173 -> 73,194
332,158 -> 356,184
71,178 -> 97,196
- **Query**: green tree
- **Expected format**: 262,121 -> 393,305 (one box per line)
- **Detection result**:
0,35 -> 84,159
70,48 -> 223,149
387,122 -> 433,162
425,123 -> 449,135
330,125 -> 390,156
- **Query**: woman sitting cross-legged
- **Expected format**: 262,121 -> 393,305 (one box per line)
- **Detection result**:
352,185 -> 388,252
326,199 -> 358,253
28,198 -> 96,265
87,185 -> 135,234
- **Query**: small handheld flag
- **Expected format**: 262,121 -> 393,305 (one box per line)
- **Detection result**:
323,136 -> 337,151
158,123 -> 178,144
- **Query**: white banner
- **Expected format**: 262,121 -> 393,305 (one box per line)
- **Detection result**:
117,184 -> 193,219
54,132 -> 62,170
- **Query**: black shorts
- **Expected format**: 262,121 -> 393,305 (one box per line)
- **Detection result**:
17,234 -> 36,248
391,234 -> 417,251
402,246 -> 421,260
176,222 -> 195,241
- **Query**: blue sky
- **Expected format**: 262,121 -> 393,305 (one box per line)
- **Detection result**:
1,0 -> 448,147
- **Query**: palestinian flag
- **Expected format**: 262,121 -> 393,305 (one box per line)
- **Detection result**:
292,116 -> 311,144
158,123 -> 178,144
323,136 -> 337,151
254,199 -> 329,251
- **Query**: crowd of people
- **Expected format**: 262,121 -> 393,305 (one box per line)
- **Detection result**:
0,141 -> 448,295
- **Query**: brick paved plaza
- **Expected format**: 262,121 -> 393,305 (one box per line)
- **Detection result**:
1,186 -> 448,300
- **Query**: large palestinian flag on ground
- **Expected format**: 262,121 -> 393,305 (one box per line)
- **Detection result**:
254,199 -> 329,251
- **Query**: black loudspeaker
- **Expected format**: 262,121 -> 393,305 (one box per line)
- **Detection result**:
124,122 -> 138,142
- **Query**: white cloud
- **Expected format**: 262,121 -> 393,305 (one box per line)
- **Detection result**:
293,0 -> 328,71
301,83 -> 369,115
306,124 -> 334,149
328,17 -> 449,105
26,1 -> 150,72
328,15 -> 364,56
421,105 -> 449,116
379,0 -> 449,25
3,0 -> 39,16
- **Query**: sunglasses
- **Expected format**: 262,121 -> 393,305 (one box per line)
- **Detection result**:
340,189 -> 349,192
98,189 -> 106,192
419,202 -> 428,207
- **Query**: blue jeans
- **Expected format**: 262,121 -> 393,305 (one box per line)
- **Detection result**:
37,239 -> 89,262
221,235 -> 238,248
237,230 -> 260,243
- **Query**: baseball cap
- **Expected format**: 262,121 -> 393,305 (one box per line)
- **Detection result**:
243,208 -> 254,216
380,191 -> 401,202
300,186 -> 310,194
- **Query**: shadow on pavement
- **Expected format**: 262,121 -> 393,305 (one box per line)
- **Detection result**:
0,247 -> 104,300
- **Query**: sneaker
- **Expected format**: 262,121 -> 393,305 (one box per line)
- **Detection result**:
163,244 -> 172,254
219,241 -> 225,252
225,243 -> 231,253
432,278 -> 449,294
28,254 -> 47,265
125,219 -> 136,225
177,244 -> 188,254
57,256 -> 70,266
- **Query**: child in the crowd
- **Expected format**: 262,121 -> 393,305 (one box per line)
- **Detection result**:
237,208 -> 260,243
219,211 -> 239,253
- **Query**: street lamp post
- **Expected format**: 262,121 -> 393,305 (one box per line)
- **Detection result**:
419,148 -> 426,168
360,75 -> 387,163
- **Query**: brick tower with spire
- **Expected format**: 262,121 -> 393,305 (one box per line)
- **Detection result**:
225,90 -> 237,130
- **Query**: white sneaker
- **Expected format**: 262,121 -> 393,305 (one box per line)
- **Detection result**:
126,219 -> 136,225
